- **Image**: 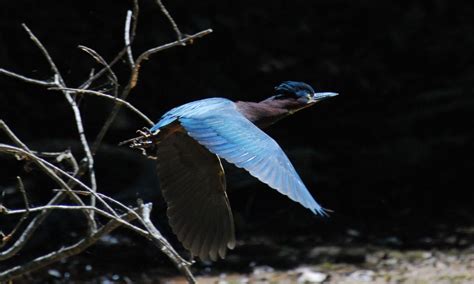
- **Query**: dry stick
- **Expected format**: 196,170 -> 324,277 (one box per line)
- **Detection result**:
0,69 -> 55,87
21,24 -> 98,232
32,149 -> 79,175
125,10 -> 135,69
139,202 -> 195,283
0,120 -> 97,228
81,68 -> 96,90
48,189 -> 194,277
79,48 -> 127,90
0,144 -> 118,219
0,145 -> 118,238
3,205 -> 145,234
1,17 -> 141,262
78,0 -> 138,91
78,46 -> 120,97
1,198 -> 195,282
0,121 -> 109,216
0,121 -> 116,218
155,0 -> 183,42
0,210 -> 139,282
130,0 -> 139,41
91,28 -> 213,155
0,192 -> 63,261
2,2 -> 198,280
49,87 -> 154,126
1,177 -> 30,245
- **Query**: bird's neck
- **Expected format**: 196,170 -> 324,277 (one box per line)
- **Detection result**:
235,97 -> 299,128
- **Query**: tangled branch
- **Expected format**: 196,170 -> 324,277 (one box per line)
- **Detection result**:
0,0 -> 213,282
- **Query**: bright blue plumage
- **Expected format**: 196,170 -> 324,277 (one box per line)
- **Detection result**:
141,81 -> 337,260
152,97 -> 327,216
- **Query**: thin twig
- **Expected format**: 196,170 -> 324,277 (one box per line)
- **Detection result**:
53,189 -> 145,222
131,29 -> 213,88
79,49 -> 128,90
0,68 -> 55,87
91,28 -> 212,155
154,0 -> 183,42
0,192 -> 64,261
0,144 -> 118,219
78,45 -> 119,97
0,121 -> 97,228
1,177 -> 30,246
0,209 -> 139,282
77,0 -> 138,90
3,205 -> 143,234
130,0 -> 139,42
32,149 -> 79,175
21,24 -> 99,231
81,68 -> 96,90
21,24 -> 62,78
125,10 -> 136,69
49,87 -> 154,126
138,202 -> 195,283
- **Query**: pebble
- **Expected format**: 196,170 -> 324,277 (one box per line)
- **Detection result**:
348,270 -> 375,282
47,269 -> 62,278
296,267 -> 328,283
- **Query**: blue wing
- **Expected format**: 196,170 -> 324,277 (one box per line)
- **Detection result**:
153,98 -> 327,216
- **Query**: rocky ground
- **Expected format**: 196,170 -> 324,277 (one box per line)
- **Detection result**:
9,227 -> 473,284
182,247 -> 474,284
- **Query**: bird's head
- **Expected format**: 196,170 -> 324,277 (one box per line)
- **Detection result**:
267,81 -> 338,113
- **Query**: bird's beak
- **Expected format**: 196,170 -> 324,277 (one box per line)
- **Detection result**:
310,92 -> 339,103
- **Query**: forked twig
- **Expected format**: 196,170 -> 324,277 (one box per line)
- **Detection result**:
49,87 -> 154,126
0,209 -> 139,282
0,0 -> 212,281
0,177 -> 30,246
21,24 -> 99,231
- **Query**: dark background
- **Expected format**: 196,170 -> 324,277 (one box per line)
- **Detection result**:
1,0 -> 473,279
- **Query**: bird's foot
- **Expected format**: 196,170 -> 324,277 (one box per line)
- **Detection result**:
119,128 -> 160,159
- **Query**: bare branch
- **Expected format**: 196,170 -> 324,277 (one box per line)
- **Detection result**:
0,68 -> 54,87
139,201 -> 196,283
91,28 -> 212,155
21,24 -> 62,80
0,209 -> 139,282
130,0 -> 139,41
49,87 -> 154,126
17,177 -> 30,211
0,177 -> 30,247
77,0 -> 138,90
21,24 -> 99,230
125,10 -> 136,69
155,0 -> 183,42
3,205 -> 143,234
0,120 -> 31,150
44,190 -> 195,279
78,49 -> 127,90
78,45 -> 119,97
131,29 -> 213,88
0,121 -> 98,227
32,149 -> 79,175
53,189 -> 145,223
81,68 -> 96,90
0,192 -> 64,261
0,1 -> 207,280
0,144 -> 119,219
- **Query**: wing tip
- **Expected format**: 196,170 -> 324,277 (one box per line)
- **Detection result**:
312,206 -> 332,217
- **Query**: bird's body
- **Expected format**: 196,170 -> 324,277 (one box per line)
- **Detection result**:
132,81 -> 337,261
